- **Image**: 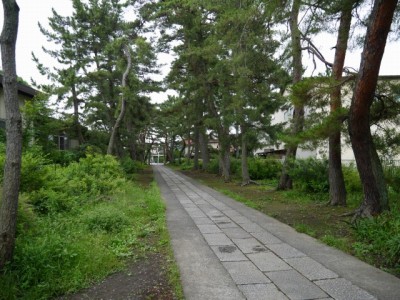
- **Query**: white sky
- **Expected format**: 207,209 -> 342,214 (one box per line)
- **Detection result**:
0,0 -> 399,102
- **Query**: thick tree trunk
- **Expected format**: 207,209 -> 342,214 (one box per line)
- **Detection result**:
179,138 -> 186,164
199,129 -> 209,170
0,0 -> 21,271
329,2 -> 354,206
218,128 -> 231,182
107,45 -> 131,155
71,84 -> 84,145
241,126 -> 251,185
193,125 -> 200,170
349,0 -> 397,216
278,0 -> 303,190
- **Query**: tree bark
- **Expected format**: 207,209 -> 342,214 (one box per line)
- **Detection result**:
0,0 -> 21,271
241,125 -> 251,185
349,0 -> 397,217
71,83 -> 84,145
329,2 -> 354,206
107,45 -> 132,155
278,0 -> 303,191
193,124 -> 200,170
199,128 -> 209,170
218,127 -> 231,182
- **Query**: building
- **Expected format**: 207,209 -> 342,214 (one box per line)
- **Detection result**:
257,75 -> 400,162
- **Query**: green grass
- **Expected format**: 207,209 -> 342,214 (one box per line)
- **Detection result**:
0,181 -> 181,299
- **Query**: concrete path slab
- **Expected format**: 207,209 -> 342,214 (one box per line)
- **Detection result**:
154,166 -> 400,299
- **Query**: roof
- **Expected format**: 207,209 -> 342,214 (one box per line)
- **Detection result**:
0,74 -> 38,98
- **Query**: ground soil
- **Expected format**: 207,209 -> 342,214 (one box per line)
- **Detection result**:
59,167 -> 179,300
59,253 -> 176,300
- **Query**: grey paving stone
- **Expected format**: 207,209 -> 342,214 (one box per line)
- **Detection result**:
211,245 -> 248,262
192,200 -> 208,205
197,224 -> 222,234
181,203 -> 197,208
238,283 -> 288,300
192,217 -> 214,225
267,243 -> 306,259
239,222 -> 265,233
223,261 -> 271,284
203,233 -> 233,246
232,238 -> 268,254
222,227 -> 252,239
251,231 -> 282,245
222,209 -> 242,218
187,210 -> 207,218
284,257 -> 338,281
248,252 -> 292,272
267,270 -> 327,300
215,221 -> 238,229
315,278 -> 377,300
229,215 -> 252,224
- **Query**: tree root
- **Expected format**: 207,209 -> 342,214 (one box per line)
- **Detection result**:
338,204 -> 373,224
241,180 -> 259,187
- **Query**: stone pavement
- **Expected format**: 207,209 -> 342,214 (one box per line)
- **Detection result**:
153,166 -> 400,300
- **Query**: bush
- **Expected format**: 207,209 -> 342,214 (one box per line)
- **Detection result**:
385,164 -> 400,194
248,158 -> 281,180
288,158 -> 329,193
342,164 -> 362,194
27,153 -> 126,214
207,158 -> 220,174
120,157 -> 145,175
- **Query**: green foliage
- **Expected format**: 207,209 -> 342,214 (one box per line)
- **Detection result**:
27,153 -> 126,214
248,158 -> 281,180
0,172 -> 170,299
385,164 -> 400,193
288,158 -> 329,193
84,206 -> 130,233
206,158 -> 220,174
321,234 -> 351,252
342,164 -> 362,194
353,210 -> 400,274
120,156 -> 146,176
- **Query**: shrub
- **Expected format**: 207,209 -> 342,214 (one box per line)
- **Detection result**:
385,164 -> 400,194
120,156 -> 145,175
206,158 -> 220,174
248,158 -> 281,180
342,164 -> 362,194
20,149 -> 51,192
288,158 -> 329,193
27,153 -> 126,214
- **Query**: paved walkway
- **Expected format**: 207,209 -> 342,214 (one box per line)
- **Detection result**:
154,166 -> 400,300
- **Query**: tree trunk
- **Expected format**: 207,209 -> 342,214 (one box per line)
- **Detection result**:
71,83 -> 84,145
278,0 -> 303,190
349,0 -> 397,217
107,45 -> 132,155
241,126 -> 250,185
329,2 -> 354,206
179,138 -> 186,164
199,129 -> 209,170
193,124 -> 200,170
218,128 -> 231,182
0,0 -> 21,271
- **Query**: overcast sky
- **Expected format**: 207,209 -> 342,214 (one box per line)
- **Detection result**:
1,1 -> 399,100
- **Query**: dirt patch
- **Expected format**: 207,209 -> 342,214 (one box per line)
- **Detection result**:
59,253 -> 177,300
135,167 -> 154,188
